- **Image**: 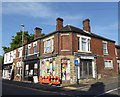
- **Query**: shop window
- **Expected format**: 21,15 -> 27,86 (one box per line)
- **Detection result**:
25,65 -> 29,77
61,59 -> 70,81
34,63 -> 38,75
41,58 -> 56,76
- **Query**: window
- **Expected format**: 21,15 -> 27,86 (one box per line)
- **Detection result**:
18,47 -> 23,58
33,45 -> 37,54
104,60 -> 113,69
103,42 -> 108,55
34,63 -> 38,75
81,38 -> 87,51
77,35 -> 91,52
25,46 -> 28,56
28,44 -> 31,55
44,39 -> 54,53
5,54 -> 7,62
9,52 -> 12,61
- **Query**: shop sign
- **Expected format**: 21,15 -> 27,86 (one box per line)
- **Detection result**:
33,76 -> 38,83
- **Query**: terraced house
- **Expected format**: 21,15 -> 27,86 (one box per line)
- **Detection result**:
2,17 -> 118,85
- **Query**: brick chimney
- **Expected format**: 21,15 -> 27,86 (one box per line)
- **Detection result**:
56,17 -> 63,31
83,19 -> 91,32
34,27 -> 42,39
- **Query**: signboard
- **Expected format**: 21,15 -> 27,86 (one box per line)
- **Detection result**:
33,76 -> 38,83
74,60 -> 79,66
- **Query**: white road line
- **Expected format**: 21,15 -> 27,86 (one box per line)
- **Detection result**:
3,82 -> 59,94
94,87 -> 120,97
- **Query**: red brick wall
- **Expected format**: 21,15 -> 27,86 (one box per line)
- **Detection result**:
91,37 -> 118,76
59,32 -> 73,55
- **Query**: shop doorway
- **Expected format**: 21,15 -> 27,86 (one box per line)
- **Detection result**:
80,59 -> 92,79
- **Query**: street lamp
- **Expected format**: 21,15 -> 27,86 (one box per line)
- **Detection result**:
20,24 -> 24,81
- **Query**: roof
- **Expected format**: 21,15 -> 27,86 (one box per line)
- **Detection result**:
59,25 -> 115,43
5,24 -> 115,53
115,45 -> 120,49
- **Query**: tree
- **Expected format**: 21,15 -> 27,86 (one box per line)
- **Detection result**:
2,31 -> 45,53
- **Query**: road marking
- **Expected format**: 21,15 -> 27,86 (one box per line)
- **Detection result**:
3,82 -> 60,94
94,87 -> 120,97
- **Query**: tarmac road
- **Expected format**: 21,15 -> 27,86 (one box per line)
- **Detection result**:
2,78 -> 120,97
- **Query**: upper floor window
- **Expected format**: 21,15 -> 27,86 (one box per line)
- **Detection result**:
18,47 -> 23,58
33,45 -> 37,54
5,54 -> 7,62
33,42 -> 37,54
77,35 -> 91,52
25,46 -> 28,57
9,52 -> 12,61
103,41 -> 108,55
44,38 -> 54,53
28,44 -> 31,55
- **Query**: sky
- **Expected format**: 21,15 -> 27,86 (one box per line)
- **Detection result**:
1,2 -> 118,55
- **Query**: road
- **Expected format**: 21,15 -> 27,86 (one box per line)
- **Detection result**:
2,78 -> 120,97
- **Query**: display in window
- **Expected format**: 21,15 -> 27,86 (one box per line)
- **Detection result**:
61,59 -> 70,81
41,58 -> 56,76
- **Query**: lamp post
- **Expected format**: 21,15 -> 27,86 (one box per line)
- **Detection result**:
20,24 -> 24,81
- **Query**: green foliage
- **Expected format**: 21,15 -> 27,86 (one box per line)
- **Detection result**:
2,31 -> 45,53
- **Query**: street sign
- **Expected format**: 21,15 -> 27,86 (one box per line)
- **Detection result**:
74,60 -> 79,66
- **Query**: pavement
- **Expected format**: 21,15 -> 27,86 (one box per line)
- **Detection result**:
62,76 -> 119,90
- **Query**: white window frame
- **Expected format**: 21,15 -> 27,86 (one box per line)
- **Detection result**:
44,38 -> 54,54
103,41 -> 108,55
18,47 -> 23,58
27,44 -> 31,55
77,35 -> 91,53
104,59 -> 113,69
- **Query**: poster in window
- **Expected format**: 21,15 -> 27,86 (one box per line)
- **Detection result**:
34,63 -> 38,69
26,65 -> 29,70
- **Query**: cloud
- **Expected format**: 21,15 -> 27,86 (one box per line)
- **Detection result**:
2,0 -> 119,2
93,22 -> 118,33
2,3 -> 54,18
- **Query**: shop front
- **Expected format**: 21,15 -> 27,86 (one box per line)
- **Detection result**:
2,64 -> 12,80
24,60 -> 39,82
74,53 -> 97,82
40,57 -> 56,76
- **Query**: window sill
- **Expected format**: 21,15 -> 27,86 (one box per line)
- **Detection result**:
104,67 -> 113,70
104,53 -> 109,56
61,50 -> 70,52
78,50 -> 92,53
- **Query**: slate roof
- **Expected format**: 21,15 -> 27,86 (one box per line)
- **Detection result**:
59,25 -> 115,43
115,45 -> 120,49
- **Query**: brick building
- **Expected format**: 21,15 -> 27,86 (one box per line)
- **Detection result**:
2,17 -> 118,85
115,45 -> 120,73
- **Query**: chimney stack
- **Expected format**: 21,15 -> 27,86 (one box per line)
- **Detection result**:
34,27 -> 42,39
83,19 -> 91,32
56,17 -> 63,31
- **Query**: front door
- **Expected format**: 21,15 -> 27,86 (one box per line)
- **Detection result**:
80,59 -> 92,79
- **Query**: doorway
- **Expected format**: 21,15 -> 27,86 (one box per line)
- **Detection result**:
80,59 -> 92,79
